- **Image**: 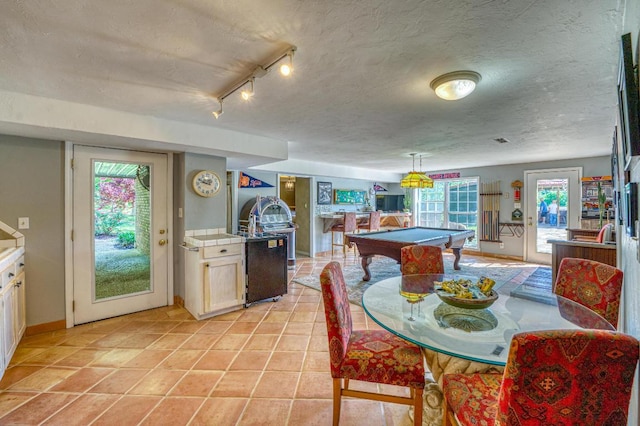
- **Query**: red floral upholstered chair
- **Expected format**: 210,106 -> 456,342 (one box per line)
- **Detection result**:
443,329 -> 639,426
553,257 -> 623,329
319,262 -> 425,426
400,245 -> 444,275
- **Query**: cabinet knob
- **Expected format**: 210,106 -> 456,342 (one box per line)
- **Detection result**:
8,272 -> 14,278
16,281 -> 22,287
159,239 -> 167,246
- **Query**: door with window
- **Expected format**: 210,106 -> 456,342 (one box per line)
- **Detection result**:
416,177 -> 479,249
72,145 -> 170,324
525,168 -> 581,264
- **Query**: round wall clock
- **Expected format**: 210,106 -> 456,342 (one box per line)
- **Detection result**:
192,170 -> 221,197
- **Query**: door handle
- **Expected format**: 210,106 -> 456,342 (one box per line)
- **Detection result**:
159,239 -> 167,246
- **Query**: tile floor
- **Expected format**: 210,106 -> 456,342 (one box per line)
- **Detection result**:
0,252 -> 536,425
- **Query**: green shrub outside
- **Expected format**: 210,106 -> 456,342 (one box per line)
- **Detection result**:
115,231 -> 135,249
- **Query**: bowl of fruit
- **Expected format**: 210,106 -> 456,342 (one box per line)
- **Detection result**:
434,277 -> 498,309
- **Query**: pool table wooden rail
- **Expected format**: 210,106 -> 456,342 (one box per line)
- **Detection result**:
347,227 -> 475,281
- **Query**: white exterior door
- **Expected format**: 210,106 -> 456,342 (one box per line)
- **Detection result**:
525,167 -> 581,264
72,145 -> 170,324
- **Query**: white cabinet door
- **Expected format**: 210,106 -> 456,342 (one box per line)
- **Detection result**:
14,273 -> 26,338
203,255 -> 245,314
2,286 -> 15,367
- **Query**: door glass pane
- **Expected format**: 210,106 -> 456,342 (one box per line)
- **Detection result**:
536,178 -> 569,253
94,161 -> 151,300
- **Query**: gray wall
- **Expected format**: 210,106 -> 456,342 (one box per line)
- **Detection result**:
183,153 -> 227,231
0,136 -> 65,326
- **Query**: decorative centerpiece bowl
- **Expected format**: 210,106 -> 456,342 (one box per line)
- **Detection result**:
434,276 -> 498,310
436,290 -> 498,310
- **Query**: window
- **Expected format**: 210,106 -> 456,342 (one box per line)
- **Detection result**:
416,177 -> 479,249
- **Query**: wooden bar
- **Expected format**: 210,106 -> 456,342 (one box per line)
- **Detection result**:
547,239 -> 617,282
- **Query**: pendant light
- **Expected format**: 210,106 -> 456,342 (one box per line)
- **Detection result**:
400,153 -> 433,188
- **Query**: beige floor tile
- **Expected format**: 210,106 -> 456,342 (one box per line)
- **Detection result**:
254,321 -> 286,334
0,365 -> 44,389
154,349 -> 204,370
123,349 -> 173,368
54,348 -> 113,367
197,320 -> 234,334
42,393 -> 120,426
21,346 -> 81,365
244,334 -> 279,351
253,371 -> 300,398
128,369 -> 185,395
139,396 -> 205,426
289,399 -> 334,425
49,367 -> 113,392
189,398 -> 248,425
296,371 -> 334,399
58,333 -> 107,347
240,398 -> 292,424
147,333 -> 190,349
211,333 -> 250,350
89,369 -> 148,394
8,366 -> 77,391
0,393 -> 78,424
229,351 -> 271,371
276,334 -> 310,351
0,391 -> 37,417
116,333 -> 163,348
92,395 -> 162,426
7,346 -> 47,365
226,321 -> 260,334
193,350 -> 238,370
179,333 -> 220,350
210,371 -> 260,397
169,320 -> 207,334
284,321 -> 315,335
90,348 -> 143,367
303,351 -> 331,372
169,370 -> 223,396
266,351 -> 305,372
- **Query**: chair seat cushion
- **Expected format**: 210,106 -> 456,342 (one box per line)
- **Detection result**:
340,329 -> 425,388
443,373 -> 502,426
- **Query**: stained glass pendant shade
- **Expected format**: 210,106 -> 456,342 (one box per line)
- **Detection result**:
400,154 -> 433,188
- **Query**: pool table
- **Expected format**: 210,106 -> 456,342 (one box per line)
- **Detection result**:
347,227 -> 475,281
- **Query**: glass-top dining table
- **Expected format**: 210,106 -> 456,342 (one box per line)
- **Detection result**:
362,273 -> 615,425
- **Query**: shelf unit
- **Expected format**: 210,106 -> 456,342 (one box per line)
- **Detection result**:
480,181 -> 502,242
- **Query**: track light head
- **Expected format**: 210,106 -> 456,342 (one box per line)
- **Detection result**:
212,100 -> 223,119
240,78 -> 254,101
280,50 -> 294,76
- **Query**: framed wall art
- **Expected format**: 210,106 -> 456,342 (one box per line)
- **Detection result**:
617,33 -> 640,170
317,181 -> 332,205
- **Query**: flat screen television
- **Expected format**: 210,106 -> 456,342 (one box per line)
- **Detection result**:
376,194 -> 405,211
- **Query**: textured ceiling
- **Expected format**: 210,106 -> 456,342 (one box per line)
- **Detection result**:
0,0 -> 626,173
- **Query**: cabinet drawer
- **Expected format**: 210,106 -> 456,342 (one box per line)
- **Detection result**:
16,256 -> 25,276
203,244 -> 242,259
1,264 -> 16,289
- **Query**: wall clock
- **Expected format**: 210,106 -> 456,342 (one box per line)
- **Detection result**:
192,170 -> 221,197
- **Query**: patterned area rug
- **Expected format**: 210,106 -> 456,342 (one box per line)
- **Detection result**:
293,254 -> 525,306
510,267 -> 554,304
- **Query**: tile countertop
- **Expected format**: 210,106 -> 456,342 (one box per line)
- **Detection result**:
183,233 -> 245,248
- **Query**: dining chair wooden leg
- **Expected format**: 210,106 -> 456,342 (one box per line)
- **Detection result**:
413,388 -> 423,426
333,378 -> 342,426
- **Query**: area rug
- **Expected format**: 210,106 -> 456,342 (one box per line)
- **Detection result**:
510,267 -> 554,304
293,254 -> 523,306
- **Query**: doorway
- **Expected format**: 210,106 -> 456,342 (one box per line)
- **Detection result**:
279,175 -> 311,257
71,145 -> 171,325
525,167 -> 581,264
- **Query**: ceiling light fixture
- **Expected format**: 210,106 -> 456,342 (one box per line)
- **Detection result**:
212,102 -> 223,119
400,153 -> 433,188
240,78 -> 255,101
430,70 -> 481,101
285,176 -> 295,190
212,46 -> 297,117
279,50 -> 294,76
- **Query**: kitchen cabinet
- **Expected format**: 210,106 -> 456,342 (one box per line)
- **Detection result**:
0,248 -> 26,378
184,232 -> 246,320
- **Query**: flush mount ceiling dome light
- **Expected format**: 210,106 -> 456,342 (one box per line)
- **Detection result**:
430,70 -> 481,101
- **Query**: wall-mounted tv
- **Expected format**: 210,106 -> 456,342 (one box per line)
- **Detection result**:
617,33 -> 640,170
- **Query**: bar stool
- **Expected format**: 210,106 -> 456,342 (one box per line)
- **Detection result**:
357,210 -> 381,233
331,212 -> 357,256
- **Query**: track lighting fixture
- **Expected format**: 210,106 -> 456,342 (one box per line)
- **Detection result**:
212,102 -> 223,119
212,46 -> 296,117
240,78 -> 255,101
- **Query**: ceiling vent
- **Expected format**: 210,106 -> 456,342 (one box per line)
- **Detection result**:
494,137 -> 510,144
